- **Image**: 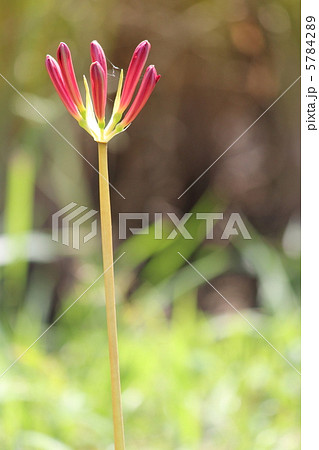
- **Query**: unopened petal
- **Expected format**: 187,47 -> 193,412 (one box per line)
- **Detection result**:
57,43 -> 84,113
119,40 -> 151,112
121,65 -> 160,126
90,40 -> 107,77
90,61 -> 107,125
45,55 -> 82,120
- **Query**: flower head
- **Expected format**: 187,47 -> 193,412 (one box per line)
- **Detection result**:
46,40 -> 160,143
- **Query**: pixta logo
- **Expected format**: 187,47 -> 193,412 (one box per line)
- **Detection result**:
52,202 -> 98,250
118,213 -> 251,240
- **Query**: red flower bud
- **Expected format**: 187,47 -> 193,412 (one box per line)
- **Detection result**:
45,55 -> 82,120
121,65 -> 160,126
90,61 -> 107,124
90,40 -> 107,79
57,43 -> 84,112
119,40 -> 151,112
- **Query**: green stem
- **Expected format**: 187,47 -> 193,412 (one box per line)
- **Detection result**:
98,142 -> 125,450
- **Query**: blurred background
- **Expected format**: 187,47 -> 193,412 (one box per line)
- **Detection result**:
0,0 -> 300,449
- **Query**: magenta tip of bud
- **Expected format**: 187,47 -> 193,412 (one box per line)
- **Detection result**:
45,55 -> 58,72
57,42 -> 70,58
91,61 -> 102,72
133,40 -> 151,58
138,40 -> 151,50
91,61 -> 105,80
90,40 -> 104,56
147,65 -> 161,81
90,40 -> 99,54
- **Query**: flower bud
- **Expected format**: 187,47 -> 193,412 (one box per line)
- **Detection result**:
90,40 -> 107,77
121,65 -> 160,126
119,40 -> 151,112
45,55 -> 82,120
90,61 -> 107,125
57,43 -> 84,113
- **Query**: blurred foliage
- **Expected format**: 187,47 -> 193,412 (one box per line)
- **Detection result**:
0,279 -> 300,449
0,0 -> 300,448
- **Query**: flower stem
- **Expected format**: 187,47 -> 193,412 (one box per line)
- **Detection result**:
98,142 -> 125,450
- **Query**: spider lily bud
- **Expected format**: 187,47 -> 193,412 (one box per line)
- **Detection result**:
90,40 -> 107,81
119,40 -> 151,113
90,61 -> 107,127
57,43 -> 85,114
45,55 -> 82,121
121,65 -> 160,127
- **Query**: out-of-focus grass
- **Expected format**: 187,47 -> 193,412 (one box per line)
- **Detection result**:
0,270 -> 300,450
2,150 -> 36,318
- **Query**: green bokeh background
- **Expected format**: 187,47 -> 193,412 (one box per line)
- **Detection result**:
0,0 -> 300,449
